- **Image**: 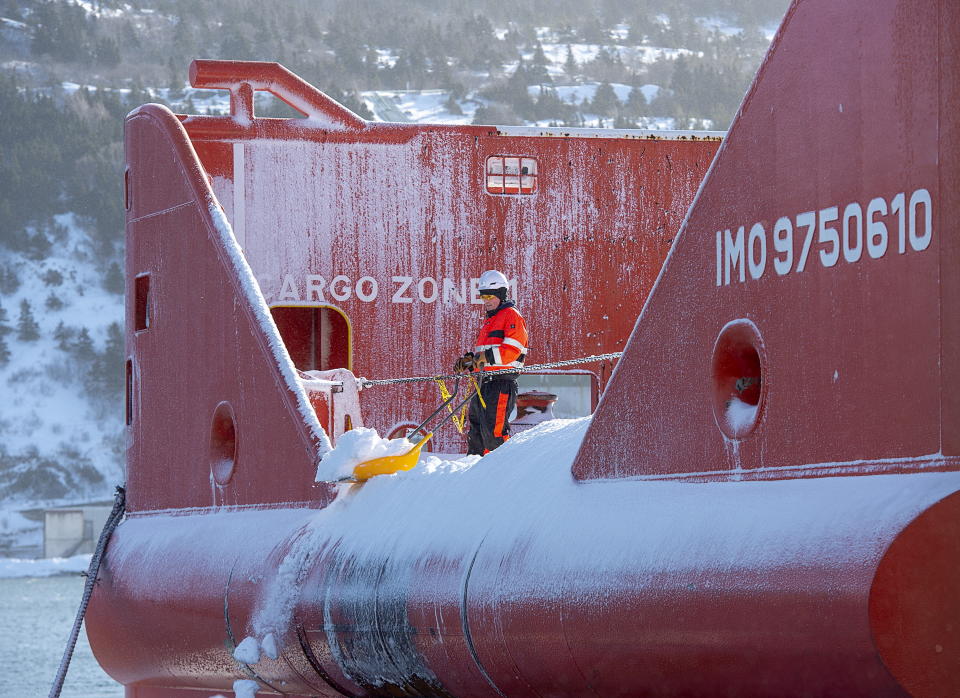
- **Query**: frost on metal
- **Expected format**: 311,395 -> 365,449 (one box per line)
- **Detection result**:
207,201 -> 332,458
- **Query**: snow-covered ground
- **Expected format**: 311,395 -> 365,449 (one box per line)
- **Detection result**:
0,552 -> 90,578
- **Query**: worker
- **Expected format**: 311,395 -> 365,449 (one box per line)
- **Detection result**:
454,270 -> 529,455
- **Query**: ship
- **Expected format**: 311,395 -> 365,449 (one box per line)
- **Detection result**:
84,0 -> 960,695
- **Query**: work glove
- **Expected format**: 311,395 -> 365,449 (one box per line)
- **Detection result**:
454,353 -> 475,373
472,352 -> 488,370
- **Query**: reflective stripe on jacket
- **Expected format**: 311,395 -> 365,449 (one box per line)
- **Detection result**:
474,300 -> 528,373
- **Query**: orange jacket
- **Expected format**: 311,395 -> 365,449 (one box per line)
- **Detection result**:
474,301 -> 528,374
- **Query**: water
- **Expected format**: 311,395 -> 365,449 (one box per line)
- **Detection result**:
0,575 -> 123,698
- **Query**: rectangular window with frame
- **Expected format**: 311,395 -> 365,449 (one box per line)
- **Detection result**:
135,273 -> 151,331
486,156 -> 538,195
125,359 -> 133,426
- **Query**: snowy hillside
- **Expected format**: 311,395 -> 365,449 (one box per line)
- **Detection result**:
0,215 -> 123,552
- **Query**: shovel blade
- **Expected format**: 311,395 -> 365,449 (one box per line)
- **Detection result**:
352,433 -> 433,482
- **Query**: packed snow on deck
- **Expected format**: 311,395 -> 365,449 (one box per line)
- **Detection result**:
104,414 -> 960,664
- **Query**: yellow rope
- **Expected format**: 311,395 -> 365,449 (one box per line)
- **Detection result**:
469,374 -> 486,408
435,378 -> 468,434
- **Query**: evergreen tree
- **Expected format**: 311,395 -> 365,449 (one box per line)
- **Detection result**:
444,93 -> 463,115
54,321 -> 74,351
591,81 -> 620,117
73,327 -> 95,361
0,263 -> 19,295
45,293 -> 64,311
564,44 -> 578,79
528,42 -> 552,86
0,299 -> 11,338
42,268 -> 64,287
626,85 -> 649,117
17,299 -> 40,341
88,322 -> 123,399
103,261 -> 124,295
0,334 -> 9,366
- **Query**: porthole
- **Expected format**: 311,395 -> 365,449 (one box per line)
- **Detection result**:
210,401 -> 238,485
711,319 -> 765,439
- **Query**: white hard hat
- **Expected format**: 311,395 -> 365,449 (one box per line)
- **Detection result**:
478,270 -> 509,293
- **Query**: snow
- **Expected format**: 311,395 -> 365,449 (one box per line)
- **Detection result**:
361,89 -> 476,126
232,636 -> 260,664
528,82 -> 634,104
235,416 -> 960,640
232,679 -> 259,698
0,553 -> 90,578
314,427 -> 414,481
726,397 -> 757,432
260,632 -> 279,660
72,0 -> 129,19
0,213 -> 124,504
698,16 -> 746,36
0,16 -> 28,30
533,42 -> 698,72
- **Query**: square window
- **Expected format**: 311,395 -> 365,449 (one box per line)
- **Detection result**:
486,156 -> 538,195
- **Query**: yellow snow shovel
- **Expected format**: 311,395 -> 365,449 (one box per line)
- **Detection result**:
348,377 -> 479,482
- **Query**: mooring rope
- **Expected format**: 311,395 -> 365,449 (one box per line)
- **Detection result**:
358,351 -> 623,389
49,485 -> 126,698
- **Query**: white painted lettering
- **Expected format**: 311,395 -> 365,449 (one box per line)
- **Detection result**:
866,197 -> 888,258
712,188 -> 933,286
443,278 -> 466,303
795,211 -> 816,272
278,274 -> 301,301
772,217 -> 793,276
716,230 -> 722,286
841,202 -> 863,264
724,227 -> 745,285
305,275 -> 326,302
909,188 -> 932,251
355,276 -> 378,302
748,223 -> 766,280
417,277 -> 438,303
818,206 -> 840,267
329,275 -> 352,301
891,192 -> 906,253
392,276 -> 414,304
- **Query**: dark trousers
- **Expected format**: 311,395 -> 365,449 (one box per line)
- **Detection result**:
467,377 -> 518,455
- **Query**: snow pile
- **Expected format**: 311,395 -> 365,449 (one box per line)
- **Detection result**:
0,553 -> 90,578
232,679 -> 259,698
261,632 -> 279,660
726,397 -> 757,431
233,632 -> 279,666
232,636 -> 260,664
250,419 -> 583,637
315,428 -> 415,481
